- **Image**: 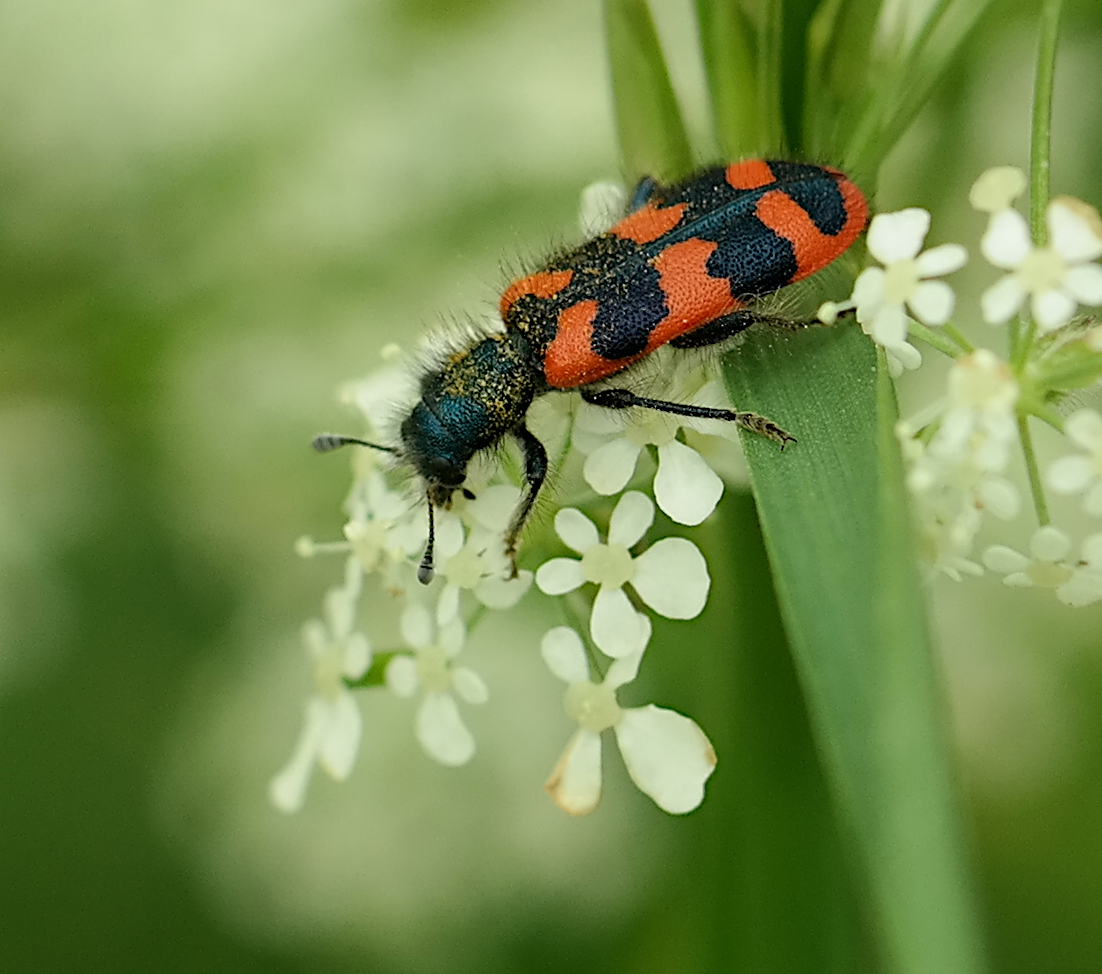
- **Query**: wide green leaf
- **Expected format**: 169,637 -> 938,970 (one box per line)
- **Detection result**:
723,323 -> 988,974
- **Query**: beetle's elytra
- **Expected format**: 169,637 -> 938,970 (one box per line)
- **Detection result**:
317,159 -> 869,582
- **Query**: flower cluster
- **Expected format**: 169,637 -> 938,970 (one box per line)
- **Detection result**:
826,166 -> 1102,605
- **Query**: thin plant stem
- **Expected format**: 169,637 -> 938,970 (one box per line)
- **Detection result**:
1018,413 -> 1050,526
941,323 -> 975,353
1030,0 -> 1063,245
908,321 -> 964,358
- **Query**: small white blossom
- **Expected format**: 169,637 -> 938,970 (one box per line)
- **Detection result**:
269,557 -> 372,812
579,180 -> 628,236
1047,408 -> 1102,516
386,604 -> 488,766
850,208 -> 968,363
541,627 -> 716,816
343,466 -> 425,575
980,196 -> 1102,332
931,349 -> 1019,470
432,486 -> 533,623
983,527 -> 1102,606
535,492 -> 710,659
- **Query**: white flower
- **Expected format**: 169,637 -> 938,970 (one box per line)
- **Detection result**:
851,208 -> 968,360
931,349 -> 1019,471
343,467 -> 425,575
540,627 -> 716,815
385,604 -> 488,766
983,527 -> 1102,606
269,557 -> 372,812
582,399 -> 725,526
431,485 -> 533,623
579,180 -> 628,236
1047,408 -> 1102,516
980,196 -> 1102,332
535,492 -> 710,658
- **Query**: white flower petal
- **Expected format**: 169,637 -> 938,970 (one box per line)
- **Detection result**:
654,440 -> 723,525
434,514 -> 465,561
1030,526 -> 1071,562
341,632 -> 372,679
545,729 -> 603,816
1004,572 -> 1035,588
417,693 -> 476,766
632,537 -> 710,619
869,302 -> 909,348
535,557 -> 586,595
1032,288 -> 1076,332
852,266 -> 886,313
583,437 -> 642,495
268,700 -> 326,813
318,693 -> 362,780
969,167 -> 1026,213
608,491 -> 655,548
1083,533 -> 1102,568
614,705 -> 717,814
579,180 -> 627,237
474,570 -> 532,609
541,626 -> 590,683
908,279 -> 955,326
1063,263 -> 1102,306
982,545 -> 1030,574
554,507 -> 599,554
981,209 -> 1032,269
1056,570 -> 1102,607
1065,409 -> 1102,451
889,342 -> 923,373
435,584 -> 461,625
1085,482 -> 1102,517
606,649 -> 644,689
1048,197 -> 1102,263
977,477 -> 1020,520
981,274 -> 1027,324
452,666 -> 489,705
438,616 -> 466,658
465,485 -> 522,533
1048,455 -> 1095,494
400,604 -> 433,650
302,619 -> 328,660
916,242 -> 968,277
867,208 -> 929,263
385,654 -> 419,697
591,586 -> 650,658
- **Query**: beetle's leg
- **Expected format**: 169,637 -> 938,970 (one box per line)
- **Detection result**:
581,388 -> 795,448
627,175 -> 661,212
503,424 -> 549,577
669,304 -> 856,349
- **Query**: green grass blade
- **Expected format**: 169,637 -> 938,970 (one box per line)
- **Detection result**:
694,0 -> 761,158
604,0 -> 693,181
723,323 -> 988,974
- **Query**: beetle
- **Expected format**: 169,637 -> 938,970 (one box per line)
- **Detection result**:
316,159 -> 868,583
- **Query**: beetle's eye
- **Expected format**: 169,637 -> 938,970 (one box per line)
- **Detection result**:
424,456 -> 464,487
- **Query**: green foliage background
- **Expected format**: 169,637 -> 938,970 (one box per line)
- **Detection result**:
1,1 -> 1101,972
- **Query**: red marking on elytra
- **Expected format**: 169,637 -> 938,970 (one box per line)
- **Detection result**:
544,300 -> 645,388
726,159 -> 775,190
610,202 -> 686,244
648,238 -> 736,349
500,269 -> 574,318
755,181 -> 868,280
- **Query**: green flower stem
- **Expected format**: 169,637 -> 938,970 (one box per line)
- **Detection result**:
1017,412 -> 1050,526
1030,0 -> 1063,246
1028,400 -> 1066,433
941,323 -> 975,354
1012,318 -> 1038,372
346,651 -> 402,689
908,321 -> 966,358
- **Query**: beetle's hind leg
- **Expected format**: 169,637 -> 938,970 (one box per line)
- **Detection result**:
580,388 -> 795,448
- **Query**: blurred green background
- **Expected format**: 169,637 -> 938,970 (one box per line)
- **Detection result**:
2,0 -> 1101,972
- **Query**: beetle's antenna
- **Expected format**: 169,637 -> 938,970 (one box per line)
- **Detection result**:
312,433 -> 395,454
417,500 -> 435,585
